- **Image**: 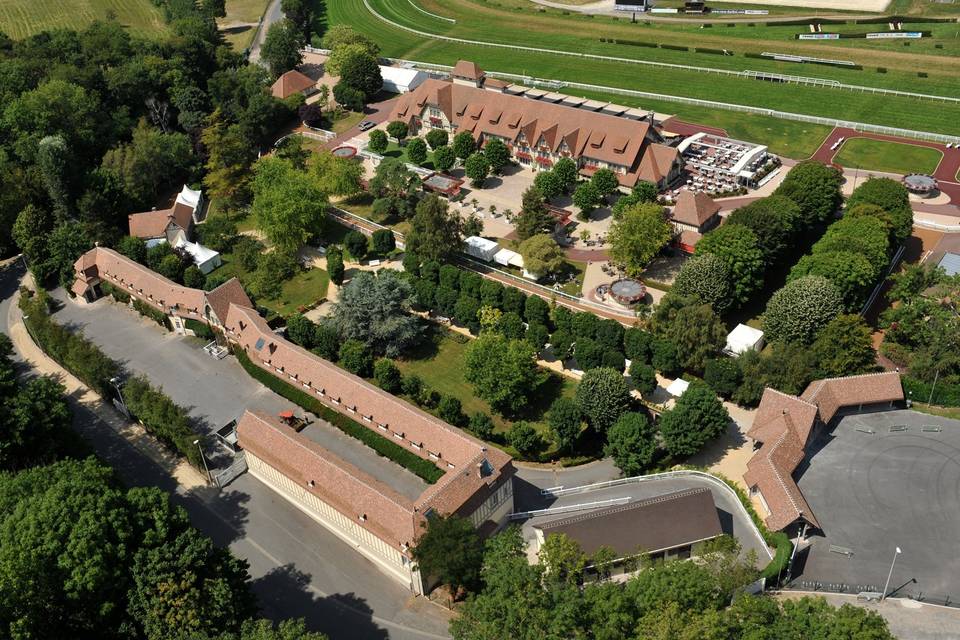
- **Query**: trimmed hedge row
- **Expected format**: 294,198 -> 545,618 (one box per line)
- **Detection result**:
133,299 -> 171,330
234,348 -> 445,484
101,281 -> 130,304
904,376 -> 960,408
121,375 -> 206,469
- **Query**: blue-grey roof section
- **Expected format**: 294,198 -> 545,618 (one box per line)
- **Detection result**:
938,252 -> 960,277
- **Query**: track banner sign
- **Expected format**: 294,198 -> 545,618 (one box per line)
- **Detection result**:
798,33 -> 840,40
866,32 -> 923,39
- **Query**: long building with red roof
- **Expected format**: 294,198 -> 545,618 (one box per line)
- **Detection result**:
72,247 -> 515,592
744,372 -> 904,535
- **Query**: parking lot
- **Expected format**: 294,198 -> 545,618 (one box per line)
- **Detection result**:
796,410 -> 960,601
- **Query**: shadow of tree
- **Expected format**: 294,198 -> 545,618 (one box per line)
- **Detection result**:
252,564 -> 389,640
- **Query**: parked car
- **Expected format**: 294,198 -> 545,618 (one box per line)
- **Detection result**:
358,120 -> 375,131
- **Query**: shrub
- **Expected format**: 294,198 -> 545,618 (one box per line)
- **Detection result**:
133,299 -> 171,330
101,281 -> 130,304
401,373 -> 423,398
373,358 -> 402,393
339,339 -> 373,376
468,412 -> 495,440
763,276 -> 843,345
344,230 -> 368,260
507,421 -> 542,458
184,318 -> 214,341
438,395 -> 467,427
371,229 -> 396,255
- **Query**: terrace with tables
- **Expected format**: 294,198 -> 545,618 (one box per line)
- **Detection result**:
674,133 -> 774,200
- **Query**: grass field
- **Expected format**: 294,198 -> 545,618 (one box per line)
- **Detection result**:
0,0 -> 167,40
834,137 -> 943,174
326,0 -> 960,136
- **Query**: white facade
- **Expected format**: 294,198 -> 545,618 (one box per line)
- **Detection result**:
379,66 -> 428,94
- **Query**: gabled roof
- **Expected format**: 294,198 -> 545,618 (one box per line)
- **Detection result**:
205,277 -> 251,324
270,69 -> 316,99
671,190 -> 720,227
128,200 -> 195,240
452,60 -> 484,81
800,372 -> 903,425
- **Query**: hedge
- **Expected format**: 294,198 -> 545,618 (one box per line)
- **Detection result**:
121,375 -> 206,469
101,281 -> 130,304
904,376 -> 960,407
234,349 -> 445,483
185,318 -> 214,340
133,299 -> 171,330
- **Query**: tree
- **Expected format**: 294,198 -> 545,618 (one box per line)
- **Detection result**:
37,134 -> 71,217
386,120 -> 409,143
484,138 -> 510,174
371,228 -> 396,255
332,83 -> 364,111
0,374 -> 71,471
425,128 -> 449,150
607,202 -> 672,277
407,194 -> 463,263
412,514 -> 483,596
433,145 -> 456,173
321,26 -> 379,62
183,265 -> 204,288
249,250 -> 296,300
763,275 -> 844,345
251,157 -> 327,253
696,223 -> 765,308
726,195 -> 801,266
515,186 -> 554,240
812,214 -> 890,278
590,168 -> 619,199
605,411 -> 657,476
547,397 -> 582,452
651,337 -> 681,378
519,234 -> 565,279
201,115 -> 257,209
325,270 -> 421,357
308,149 -> 364,197
343,230 -> 368,260
651,295 -> 727,372
789,251 -> 876,312
261,19 -> 304,78
452,131 -> 476,160
527,321 -> 551,353
455,295 -> 482,333
285,313 -> 319,348
281,0 -> 312,38
575,367 -> 632,433
811,314 -> 876,378
468,412 -> 495,440
102,119 -> 193,209
659,381 -> 730,458
46,222 -> 93,288
703,358 -> 742,399
507,421 -> 542,458
367,128 -> 388,154
368,158 -> 421,219
671,253 -> 733,314
439,395 -> 467,427
572,181 -> 601,217
773,160 -> 843,228
407,137 -> 428,165
552,157 -> 578,192
464,153 -> 490,188
846,177 -> 913,245
338,339 -> 373,376
624,328 -> 653,363
533,170 -> 563,200
117,235 -> 147,264
629,360 -> 657,396
337,49 -> 382,100
326,247 -> 344,285
464,333 -> 544,416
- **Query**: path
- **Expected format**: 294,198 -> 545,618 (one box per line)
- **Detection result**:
811,126 -> 960,205
247,0 -> 283,63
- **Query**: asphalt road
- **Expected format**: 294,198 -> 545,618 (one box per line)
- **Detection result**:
248,0 -> 284,64
0,265 -> 451,640
797,410 -> 960,602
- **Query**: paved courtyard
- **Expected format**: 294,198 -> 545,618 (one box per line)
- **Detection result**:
796,410 -> 960,601
49,290 -> 428,499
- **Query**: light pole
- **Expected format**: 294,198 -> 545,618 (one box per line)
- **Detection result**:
881,546 -> 902,602
194,439 -> 212,484
109,376 -> 130,418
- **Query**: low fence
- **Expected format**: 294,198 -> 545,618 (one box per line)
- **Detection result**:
781,585 -> 960,610
389,57 -> 960,145
540,469 -> 773,560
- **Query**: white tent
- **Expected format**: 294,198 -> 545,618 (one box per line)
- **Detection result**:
665,378 -> 689,398
379,66 -> 428,94
725,324 -> 765,356
174,237 -> 221,274
175,184 -> 204,223
493,248 -> 523,268
464,236 -> 499,262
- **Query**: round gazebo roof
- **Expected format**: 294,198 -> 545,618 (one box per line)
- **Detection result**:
609,278 -> 647,305
332,145 -> 358,159
902,174 -> 938,194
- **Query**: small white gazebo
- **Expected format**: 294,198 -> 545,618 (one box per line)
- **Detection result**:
665,378 -> 690,398
725,324 -> 765,356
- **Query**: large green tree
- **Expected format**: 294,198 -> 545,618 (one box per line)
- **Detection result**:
519,234 -> 565,279
605,411 -> 657,476
696,223 -> 765,308
464,332 -> 545,416
406,194 -> 463,263
659,381 -> 730,458
101,119 -> 193,209
412,514 -> 484,596
670,253 -> 733,314
789,250 -> 876,312
516,186 -> 554,240
325,270 -> 422,357
575,367 -> 632,433
773,160 -> 843,228
811,314 -> 877,378
650,295 -> 727,372
251,157 -> 327,253
607,202 -> 672,277
260,19 -> 305,78
845,177 -> 913,245
763,275 -> 844,345
725,195 -> 801,265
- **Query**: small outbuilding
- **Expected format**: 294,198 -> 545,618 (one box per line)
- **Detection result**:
666,378 -> 690,397
174,237 -> 222,274
379,66 -> 428,94
270,70 -> 317,100
464,236 -> 500,262
725,324 -> 765,356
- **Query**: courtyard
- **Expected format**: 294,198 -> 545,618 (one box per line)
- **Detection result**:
795,409 -> 960,602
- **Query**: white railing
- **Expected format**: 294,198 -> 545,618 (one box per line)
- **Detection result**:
508,496 -> 631,520
406,0 -> 455,23
362,0 -> 960,108
540,469 -> 773,560
390,58 -> 960,145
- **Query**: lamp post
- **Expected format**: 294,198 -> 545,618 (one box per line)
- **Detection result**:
881,546 -> 902,602
193,439 -> 212,484
109,376 -> 129,418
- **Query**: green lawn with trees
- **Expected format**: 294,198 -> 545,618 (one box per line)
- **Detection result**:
834,138 -> 943,176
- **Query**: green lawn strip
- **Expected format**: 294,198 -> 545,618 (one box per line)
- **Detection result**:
834,137 -> 943,175
235,348 -> 445,483
392,326 -> 580,459
910,402 -> 960,420
333,0 -> 960,135
382,141 -> 435,170
268,267 -> 330,316
0,0 -> 168,40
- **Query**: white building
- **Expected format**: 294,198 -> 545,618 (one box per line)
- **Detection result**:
379,66 -> 428,94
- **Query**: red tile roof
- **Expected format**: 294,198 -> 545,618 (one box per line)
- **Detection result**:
452,60 -> 484,81
745,373 -> 903,531
671,190 -> 720,228
205,278 -> 251,325
128,202 -> 195,239
270,69 -> 316,99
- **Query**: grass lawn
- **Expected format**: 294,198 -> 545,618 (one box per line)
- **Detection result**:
394,325 -> 591,461
834,138 -> 943,176
382,141 -> 436,170
218,0 -> 270,50
910,401 -> 960,421
0,0 -> 167,40
559,260 -> 587,297
270,267 -> 330,316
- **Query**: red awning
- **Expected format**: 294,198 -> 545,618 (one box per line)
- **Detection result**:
278,410 -> 295,419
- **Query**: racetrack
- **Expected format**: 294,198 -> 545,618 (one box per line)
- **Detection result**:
711,0 -> 890,10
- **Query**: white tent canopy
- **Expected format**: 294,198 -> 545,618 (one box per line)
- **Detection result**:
665,378 -> 689,397
176,185 -> 202,210
725,323 -> 765,356
174,237 -> 221,274
379,66 -> 428,94
493,248 -> 523,268
464,236 -> 500,262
